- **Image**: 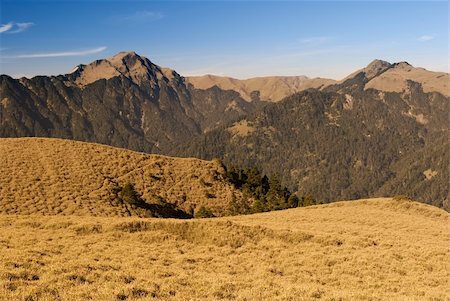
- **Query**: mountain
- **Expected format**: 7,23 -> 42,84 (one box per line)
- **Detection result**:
1,197 -> 448,300
187,74 -> 336,102
354,60 -> 449,96
0,51 -> 256,154
175,66 -> 449,209
1,53 -> 448,209
0,137 -> 257,217
187,60 -> 449,101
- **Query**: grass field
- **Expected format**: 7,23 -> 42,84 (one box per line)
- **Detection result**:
0,138 -> 247,217
0,198 -> 448,301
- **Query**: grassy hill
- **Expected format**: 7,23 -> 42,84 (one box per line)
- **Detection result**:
0,138 -> 251,217
0,198 -> 448,300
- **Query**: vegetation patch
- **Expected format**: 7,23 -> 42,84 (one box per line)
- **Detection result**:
225,165 -> 321,215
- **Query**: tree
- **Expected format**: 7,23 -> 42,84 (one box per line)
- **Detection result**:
119,183 -> 141,205
288,194 -> 300,208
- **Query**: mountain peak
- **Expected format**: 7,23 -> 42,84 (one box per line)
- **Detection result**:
392,61 -> 413,71
115,50 -> 139,57
106,51 -> 153,74
68,51 -> 161,86
107,51 -> 142,63
363,59 -> 392,80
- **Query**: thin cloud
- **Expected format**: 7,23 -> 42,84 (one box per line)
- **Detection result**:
9,22 -> 34,33
418,35 -> 434,42
0,23 -> 13,33
119,11 -> 164,22
7,46 -> 107,58
0,22 -> 34,34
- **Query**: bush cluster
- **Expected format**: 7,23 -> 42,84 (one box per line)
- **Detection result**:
225,165 -> 320,215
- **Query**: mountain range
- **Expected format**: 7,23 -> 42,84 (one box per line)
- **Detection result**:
1,51 -> 448,210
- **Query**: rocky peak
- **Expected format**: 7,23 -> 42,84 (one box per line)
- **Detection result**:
68,51 -> 177,87
392,61 -> 413,71
363,59 -> 392,80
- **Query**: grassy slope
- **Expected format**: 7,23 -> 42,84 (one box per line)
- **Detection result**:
0,198 -> 448,301
0,138 -> 247,217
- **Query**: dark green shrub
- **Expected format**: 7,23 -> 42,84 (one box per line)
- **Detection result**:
119,183 -> 141,206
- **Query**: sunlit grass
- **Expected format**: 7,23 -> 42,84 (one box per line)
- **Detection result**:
0,198 -> 448,300
0,138 -> 246,217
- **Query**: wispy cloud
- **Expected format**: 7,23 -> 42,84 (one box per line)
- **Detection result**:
0,22 -> 34,34
0,23 -> 13,33
118,11 -> 164,22
6,46 -> 107,58
418,35 -> 434,42
10,22 -> 34,33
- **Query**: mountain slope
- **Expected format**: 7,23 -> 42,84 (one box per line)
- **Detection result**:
0,52 -> 256,153
174,84 -> 449,209
332,59 -> 450,96
0,138 -> 252,217
0,198 -> 448,300
362,60 -> 449,96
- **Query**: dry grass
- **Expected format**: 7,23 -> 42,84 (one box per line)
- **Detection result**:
0,198 -> 448,300
365,64 -> 449,96
1,138 -> 449,300
0,138 -> 248,216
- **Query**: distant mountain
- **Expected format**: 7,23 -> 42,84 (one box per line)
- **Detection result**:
1,53 -> 448,209
0,51 -> 256,153
187,59 -> 449,101
187,74 -> 336,102
343,60 -> 449,96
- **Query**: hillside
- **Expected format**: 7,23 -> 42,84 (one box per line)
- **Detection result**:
0,138 -> 252,217
0,198 -> 448,300
175,85 -> 449,209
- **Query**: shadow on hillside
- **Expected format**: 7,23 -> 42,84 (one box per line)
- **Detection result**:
134,201 -> 192,219
113,183 -> 193,219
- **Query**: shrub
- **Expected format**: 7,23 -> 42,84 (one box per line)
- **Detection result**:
119,183 -> 141,206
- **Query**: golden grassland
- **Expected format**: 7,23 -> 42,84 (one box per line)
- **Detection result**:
0,198 -> 448,301
0,138 -> 247,216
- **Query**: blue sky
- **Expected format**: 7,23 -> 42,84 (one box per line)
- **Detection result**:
0,0 -> 448,79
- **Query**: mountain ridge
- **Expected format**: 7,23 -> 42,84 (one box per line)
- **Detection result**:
7,52 -> 449,99
187,58 -> 449,100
